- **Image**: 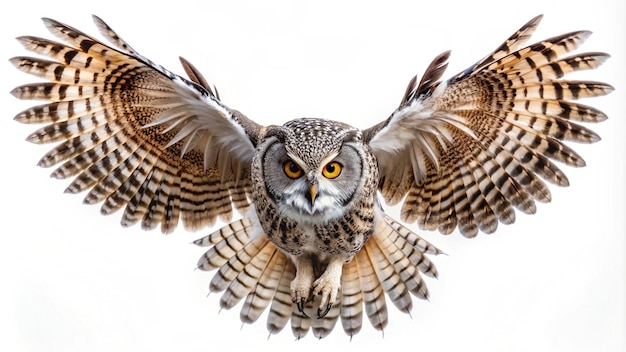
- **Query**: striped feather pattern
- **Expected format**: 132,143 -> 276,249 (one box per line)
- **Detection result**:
11,16 -> 259,233
339,256 -> 364,337
11,15 -> 610,340
311,299 -> 341,339
266,260 -> 295,335
195,214 -> 441,339
367,15 -> 612,237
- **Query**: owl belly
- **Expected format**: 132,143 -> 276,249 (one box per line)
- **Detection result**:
261,203 -> 375,264
312,212 -> 374,258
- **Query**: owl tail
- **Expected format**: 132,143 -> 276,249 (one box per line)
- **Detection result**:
194,213 -> 442,339
337,213 -> 442,338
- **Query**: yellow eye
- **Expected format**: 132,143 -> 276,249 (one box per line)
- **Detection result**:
322,162 -> 342,179
283,160 -> 304,179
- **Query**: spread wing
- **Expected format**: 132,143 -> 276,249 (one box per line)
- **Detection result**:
10,16 -> 263,233
364,15 -> 613,237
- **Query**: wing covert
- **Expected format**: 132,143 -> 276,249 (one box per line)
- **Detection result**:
365,15 -> 612,237
10,16 -> 262,233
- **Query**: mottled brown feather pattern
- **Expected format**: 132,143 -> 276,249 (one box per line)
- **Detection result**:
11,17 -> 255,234
11,15 -> 610,340
369,16 -> 612,238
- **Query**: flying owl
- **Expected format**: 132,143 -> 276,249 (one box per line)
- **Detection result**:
10,15 -> 612,339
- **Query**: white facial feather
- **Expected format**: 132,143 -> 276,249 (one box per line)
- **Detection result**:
278,176 -> 348,224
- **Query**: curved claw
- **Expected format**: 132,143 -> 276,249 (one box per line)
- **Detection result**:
317,303 -> 332,318
296,298 -> 308,317
311,258 -> 343,319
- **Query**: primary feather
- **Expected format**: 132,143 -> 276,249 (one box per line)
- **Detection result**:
10,14 -> 610,340
11,16 -> 258,233
366,15 -> 612,237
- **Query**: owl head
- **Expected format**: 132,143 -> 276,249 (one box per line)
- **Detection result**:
253,118 -> 374,224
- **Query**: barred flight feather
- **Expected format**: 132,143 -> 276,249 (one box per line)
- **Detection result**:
11,14 -> 610,341
367,15 -> 612,237
11,16 -> 258,234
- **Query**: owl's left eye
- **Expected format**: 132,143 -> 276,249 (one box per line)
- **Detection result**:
322,162 -> 342,179
283,160 -> 304,179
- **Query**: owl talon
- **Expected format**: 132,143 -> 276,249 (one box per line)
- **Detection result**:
296,298 -> 308,317
317,303 -> 332,318
290,257 -> 314,316
312,258 -> 343,318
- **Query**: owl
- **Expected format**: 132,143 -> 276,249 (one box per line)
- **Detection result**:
10,15 -> 612,339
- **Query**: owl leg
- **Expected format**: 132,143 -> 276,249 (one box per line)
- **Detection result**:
312,257 -> 343,318
290,255 -> 315,316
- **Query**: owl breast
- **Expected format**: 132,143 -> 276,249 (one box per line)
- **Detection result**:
251,118 -> 379,262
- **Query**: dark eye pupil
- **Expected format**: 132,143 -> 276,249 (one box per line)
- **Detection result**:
289,162 -> 300,173
326,164 -> 335,173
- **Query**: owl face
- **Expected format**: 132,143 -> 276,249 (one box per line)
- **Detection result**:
257,119 -> 366,224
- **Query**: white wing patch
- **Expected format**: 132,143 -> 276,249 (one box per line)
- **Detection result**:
369,82 -> 477,181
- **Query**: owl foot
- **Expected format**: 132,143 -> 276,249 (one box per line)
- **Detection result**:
290,256 -> 315,317
291,280 -> 313,317
312,257 -> 344,318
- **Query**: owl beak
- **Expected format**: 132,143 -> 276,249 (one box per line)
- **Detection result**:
308,183 -> 318,205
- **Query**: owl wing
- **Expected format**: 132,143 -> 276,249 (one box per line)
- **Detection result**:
11,16 -> 263,233
364,15 -> 613,237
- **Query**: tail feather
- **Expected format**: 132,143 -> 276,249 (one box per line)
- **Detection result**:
208,234 -> 267,292
219,240 -> 275,309
354,247 -> 389,331
290,302 -> 312,340
310,295 -> 341,339
197,212 -> 442,339
282,285 -> 343,339
240,250 -> 287,324
385,214 -> 441,277
375,217 -> 431,300
195,219 -> 254,270
365,233 -> 413,313
339,259 -> 364,337
194,218 -> 254,246
266,259 -> 295,335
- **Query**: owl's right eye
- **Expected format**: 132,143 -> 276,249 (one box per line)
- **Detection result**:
283,160 -> 304,179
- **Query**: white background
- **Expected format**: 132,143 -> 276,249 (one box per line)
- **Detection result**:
1,1 -> 624,351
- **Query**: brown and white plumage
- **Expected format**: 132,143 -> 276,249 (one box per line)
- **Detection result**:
366,15 -> 611,237
10,14 -> 611,339
11,16 -> 258,233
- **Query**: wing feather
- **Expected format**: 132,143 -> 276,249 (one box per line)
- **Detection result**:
11,16 -> 262,233
365,15 -> 612,236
